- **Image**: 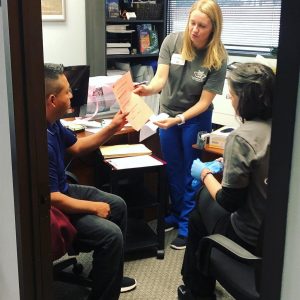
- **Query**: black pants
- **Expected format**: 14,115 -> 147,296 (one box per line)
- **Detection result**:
181,187 -> 255,297
67,184 -> 127,300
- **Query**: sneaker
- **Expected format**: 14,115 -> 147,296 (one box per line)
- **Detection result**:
170,235 -> 187,250
178,285 -> 194,300
121,276 -> 137,293
178,285 -> 216,300
165,223 -> 176,232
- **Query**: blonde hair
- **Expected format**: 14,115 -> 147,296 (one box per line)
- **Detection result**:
181,0 -> 227,70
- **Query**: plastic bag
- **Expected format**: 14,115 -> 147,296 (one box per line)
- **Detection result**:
83,75 -> 122,118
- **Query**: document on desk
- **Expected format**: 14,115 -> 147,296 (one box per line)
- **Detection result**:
105,155 -> 163,170
100,144 -> 152,159
112,71 -> 154,131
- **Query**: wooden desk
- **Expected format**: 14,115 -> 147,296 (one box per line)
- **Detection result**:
76,126 -> 135,138
192,143 -> 224,162
67,122 -> 162,187
192,144 -> 223,182
76,125 -> 162,156
204,145 -> 224,156
105,156 -> 167,259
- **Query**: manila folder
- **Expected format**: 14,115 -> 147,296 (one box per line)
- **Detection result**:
100,144 -> 152,159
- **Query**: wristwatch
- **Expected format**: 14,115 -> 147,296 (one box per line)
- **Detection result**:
176,114 -> 185,125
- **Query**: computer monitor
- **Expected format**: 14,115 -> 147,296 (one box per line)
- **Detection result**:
63,65 -> 90,117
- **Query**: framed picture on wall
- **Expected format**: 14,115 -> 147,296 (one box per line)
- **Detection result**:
41,0 -> 66,21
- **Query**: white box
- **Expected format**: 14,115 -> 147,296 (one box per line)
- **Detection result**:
208,126 -> 236,149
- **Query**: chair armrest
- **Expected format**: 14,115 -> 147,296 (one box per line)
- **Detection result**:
198,234 -> 261,273
198,234 -> 263,294
204,234 -> 261,261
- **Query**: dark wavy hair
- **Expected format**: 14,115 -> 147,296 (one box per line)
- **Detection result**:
228,63 -> 275,122
44,63 -> 65,98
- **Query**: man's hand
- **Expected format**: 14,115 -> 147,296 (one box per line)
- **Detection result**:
94,202 -> 111,219
109,110 -> 129,132
50,192 -> 112,218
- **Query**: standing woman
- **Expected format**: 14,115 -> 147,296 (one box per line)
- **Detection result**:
134,0 -> 227,249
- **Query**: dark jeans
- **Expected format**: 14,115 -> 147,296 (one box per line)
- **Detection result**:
181,187 -> 255,297
67,184 -> 127,300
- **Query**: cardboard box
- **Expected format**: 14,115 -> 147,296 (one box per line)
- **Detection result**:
208,126 -> 236,149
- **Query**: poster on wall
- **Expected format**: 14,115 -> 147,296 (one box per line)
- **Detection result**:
41,0 -> 66,21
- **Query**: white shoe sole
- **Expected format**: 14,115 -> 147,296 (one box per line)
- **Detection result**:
170,244 -> 186,250
121,279 -> 137,293
165,226 -> 175,232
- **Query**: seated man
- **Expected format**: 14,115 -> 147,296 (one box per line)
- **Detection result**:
45,63 -> 136,300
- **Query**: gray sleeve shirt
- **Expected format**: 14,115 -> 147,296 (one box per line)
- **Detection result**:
158,32 -> 227,117
222,119 -> 271,246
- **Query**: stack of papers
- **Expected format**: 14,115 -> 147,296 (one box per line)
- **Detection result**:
106,24 -> 135,33
105,155 -> 163,170
61,119 -> 105,128
100,144 -> 152,159
112,71 -> 154,131
107,48 -> 130,55
107,42 -> 131,48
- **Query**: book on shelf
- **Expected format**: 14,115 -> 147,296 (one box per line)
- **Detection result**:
139,29 -> 151,54
107,32 -> 133,43
106,0 -> 120,18
100,143 -> 152,159
106,24 -> 135,33
107,42 -> 131,48
107,47 -> 130,55
107,28 -> 135,33
106,24 -> 129,30
137,24 -> 159,54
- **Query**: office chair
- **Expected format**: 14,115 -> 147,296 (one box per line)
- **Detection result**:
53,253 -> 92,287
52,171 -> 92,288
198,233 -> 262,300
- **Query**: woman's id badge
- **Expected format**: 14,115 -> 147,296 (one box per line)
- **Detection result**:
171,53 -> 185,65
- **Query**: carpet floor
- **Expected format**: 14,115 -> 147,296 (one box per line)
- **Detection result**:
53,221 -> 235,300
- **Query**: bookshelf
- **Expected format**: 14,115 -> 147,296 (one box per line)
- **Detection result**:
85,0 -> 168,76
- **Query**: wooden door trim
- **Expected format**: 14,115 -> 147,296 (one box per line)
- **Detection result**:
4,0 -> 52,299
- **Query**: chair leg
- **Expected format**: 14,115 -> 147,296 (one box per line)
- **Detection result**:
53,257 -> 92,287
53,257 -> 78,273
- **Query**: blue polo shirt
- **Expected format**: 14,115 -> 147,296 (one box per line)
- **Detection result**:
47,121 -> 77,193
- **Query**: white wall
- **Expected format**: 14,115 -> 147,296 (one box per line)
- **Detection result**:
212,55 -> 277,127
281,72 -> 300,299
42,0 -> 86,66
0,7 -> 20,300
41,1 -> 278,127
212,77 -> 241,127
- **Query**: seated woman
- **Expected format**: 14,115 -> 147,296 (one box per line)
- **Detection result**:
178,62 -> 275,300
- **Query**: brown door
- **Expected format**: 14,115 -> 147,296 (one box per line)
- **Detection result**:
3,0 -> 52,299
